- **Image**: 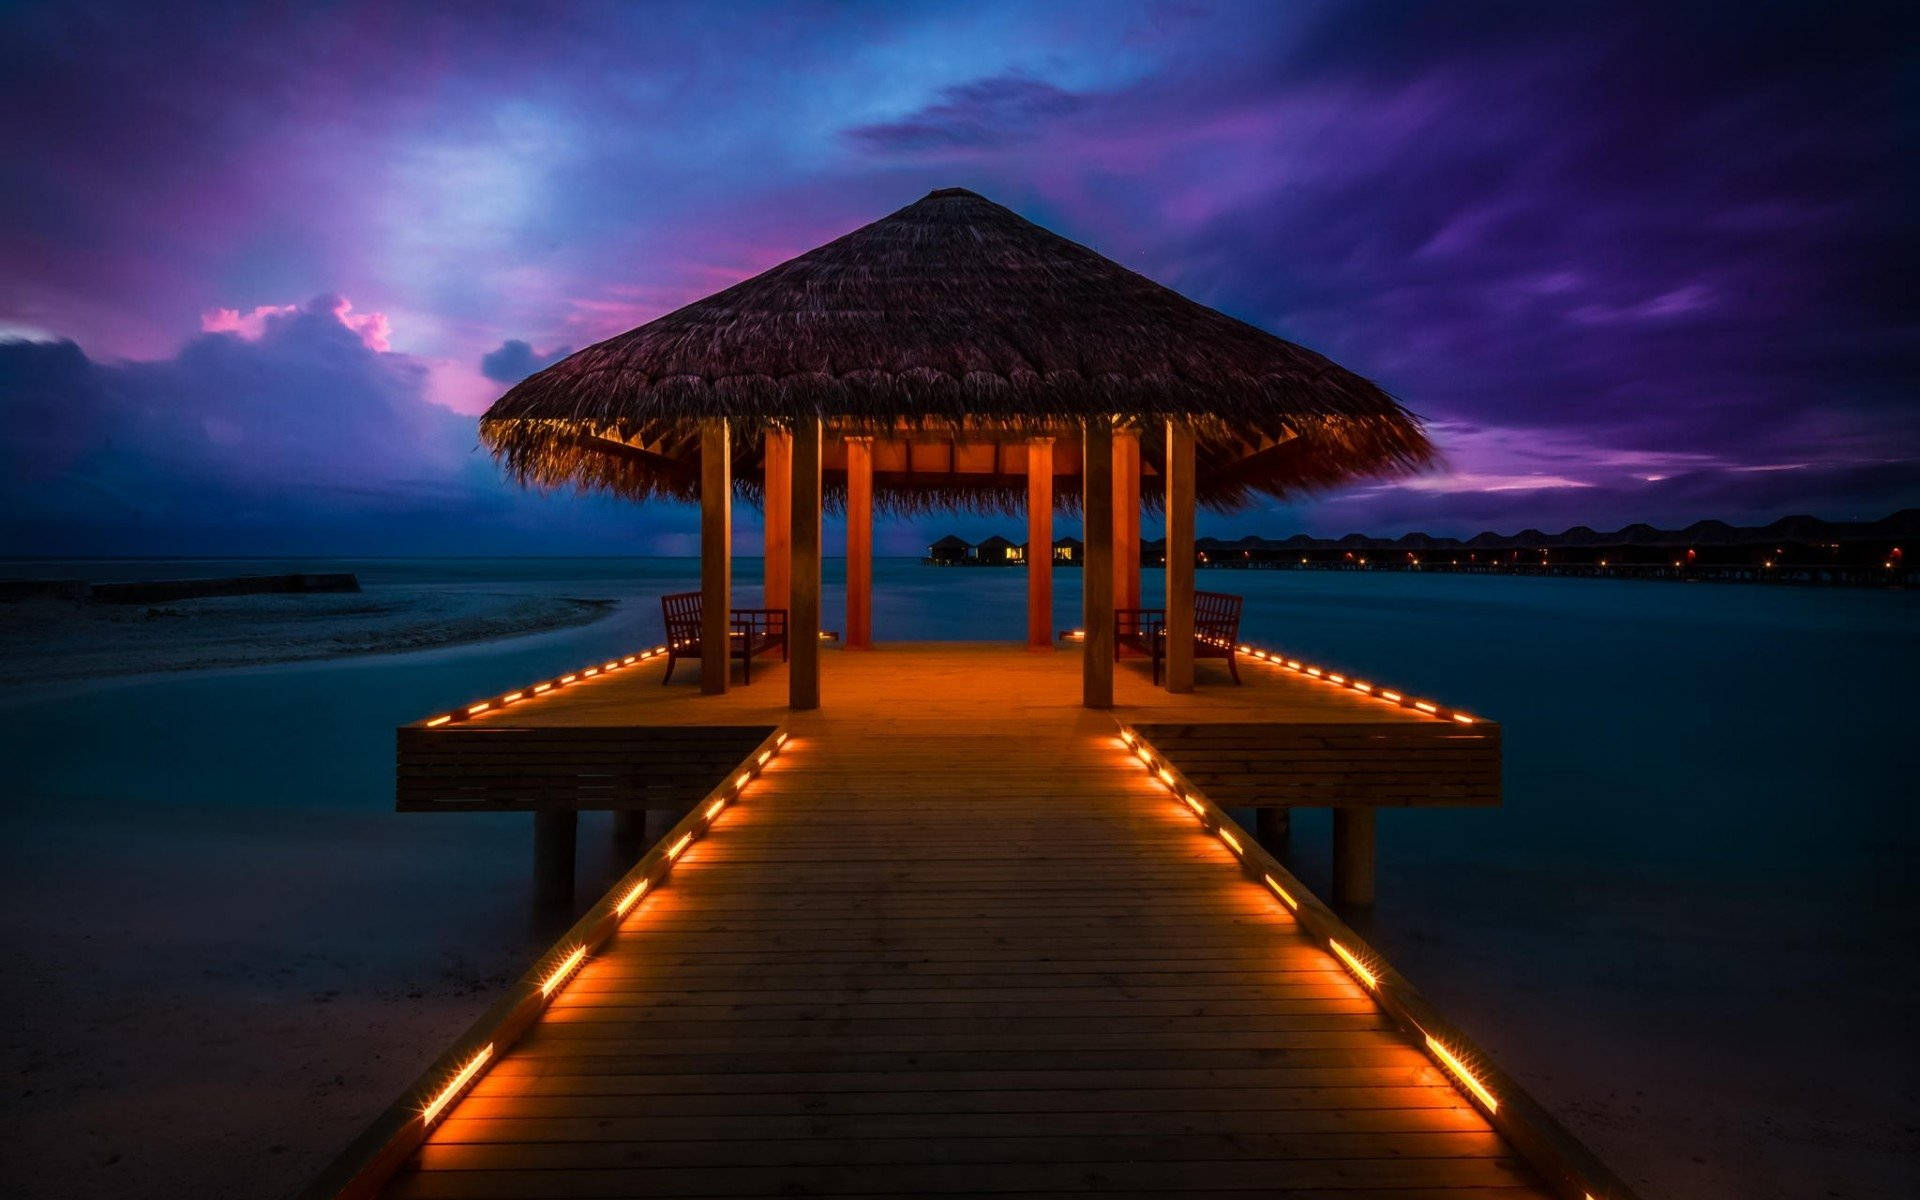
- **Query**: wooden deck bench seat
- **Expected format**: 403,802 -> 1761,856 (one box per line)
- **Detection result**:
661,591 -> 787,684
1116,589 -> 1243,685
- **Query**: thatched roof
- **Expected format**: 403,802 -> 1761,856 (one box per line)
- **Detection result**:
483,187 -> 1433,513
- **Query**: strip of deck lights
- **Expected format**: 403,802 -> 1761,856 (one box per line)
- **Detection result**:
1425,1034 -> 1499,1112
1236,642 -> 1478,725
422,1044 -> 493,1125
538,946 -> 587,997
1123,726 -> 1527,1168
417,644 -> 670,729
1328,939 -> 1377,990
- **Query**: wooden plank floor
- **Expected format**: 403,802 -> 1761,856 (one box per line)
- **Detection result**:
388,648 -> 1545,1197
454,642 -> 1438,731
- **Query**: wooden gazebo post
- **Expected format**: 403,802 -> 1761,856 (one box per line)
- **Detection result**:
845,436 -> 873,649
700,419 -> 731,696
1113,426 -> 1141,612
1165,420 -> 1196,693
1026,437 -> 1053,649
763,429 -> 791,614
789,418 -> 822,710
1082,419 -> 1114,708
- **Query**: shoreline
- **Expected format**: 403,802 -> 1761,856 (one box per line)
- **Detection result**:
0,587 -> 618,688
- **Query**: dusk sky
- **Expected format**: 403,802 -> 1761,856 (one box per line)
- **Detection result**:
2,1 -> 1914,556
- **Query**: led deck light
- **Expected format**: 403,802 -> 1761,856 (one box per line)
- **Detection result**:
1380,690 -> 1401,702
1218,829 -> 1242,855
705,798 -> 726,819
426,715 -> 452,727
1329,939 -> 1377,989
667,833 -> 693,860
1263,874 -> 1298,911
422,1044 -> 493,1125
1453,713 -> 1476,725
466,702 -> 490,715
615,878 -> 649,916
1425,1034 -> 1498,1112
1414,701 -> 1437,713
582,667 -> 598,677
560,674 -> 577,683
538,946 -> 587,997
734,772 -> 751,789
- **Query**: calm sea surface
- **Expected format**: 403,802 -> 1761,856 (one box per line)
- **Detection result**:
1,556 -> 1914,1195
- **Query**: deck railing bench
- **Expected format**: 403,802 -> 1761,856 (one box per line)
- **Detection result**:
661,591 -> 787,684
1116,589 -> 1244,685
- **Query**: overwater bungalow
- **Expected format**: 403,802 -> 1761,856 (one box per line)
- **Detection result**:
923,532 -> 972,564
1052,534 -> 1083,563
975,533 -> 1020,564
308,188 -> 1636,1200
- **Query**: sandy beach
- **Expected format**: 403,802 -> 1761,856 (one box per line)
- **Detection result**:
0,587 -> 615,686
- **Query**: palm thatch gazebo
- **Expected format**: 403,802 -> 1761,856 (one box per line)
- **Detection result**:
483,187 -> 1431,709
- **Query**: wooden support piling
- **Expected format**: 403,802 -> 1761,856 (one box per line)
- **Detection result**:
789,419 -> 822,710
1113,426 -> 1141,612
762,429 -> 791,614
1082,419 -> 1114,708
1332,806 -> 1376,908
1257,805 -> 1291,857
844,436 -> 873,649
1165,420 -> 1196,694
699,419 -> 731,695
1026,437 -> 1054,649
531,808 -> 576,906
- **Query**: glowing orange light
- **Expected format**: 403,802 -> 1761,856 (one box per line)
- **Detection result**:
734,772 -> 751,789
539,946 -> 587,997
1181,794 -> 1204,817
623,655 -> 637,665
603,661 -> 618,671
423,1044 -> 493,1124
757,750 -> 772,765
1380,690 -> 1402,702
533,683 -> 552,694
426,715 -> 452,727
1263,874 -> 1298,910
1329,939 -> 1377,989
582,667 -> 598,677
1156,768 -> 1177,789
1328,673 -> 1345,684
1425,1035 -> 1499,1112
1286,660 -> 1302,669
1218,829 -> 1242,855
502,691 -> 524,703
706,798 -> 726,819
775,732 -> 789,747
1453,713 -> 1475,725
1305,667 -> 1322,677
1414,701 -> 1437,714
667,833 -> 692,860
560,674 -> 577,683
1353,683 -> 1372,693
615,878 -> 649,916
466,702 -> 490,715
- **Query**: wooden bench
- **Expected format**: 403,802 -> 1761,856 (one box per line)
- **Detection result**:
661,592 -> 787,685
1116,590 -> 1244,685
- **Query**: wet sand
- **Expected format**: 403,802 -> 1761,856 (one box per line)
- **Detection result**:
0,586 -> 614,686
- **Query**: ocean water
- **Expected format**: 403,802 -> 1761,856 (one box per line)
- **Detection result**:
0,557 -> 1914,1197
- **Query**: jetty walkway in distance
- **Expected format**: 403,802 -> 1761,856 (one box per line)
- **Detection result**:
307,643 -> 1636,1200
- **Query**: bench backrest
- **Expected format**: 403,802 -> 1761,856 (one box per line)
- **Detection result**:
1195,591 -> 1243,647
662,592 -> 702,647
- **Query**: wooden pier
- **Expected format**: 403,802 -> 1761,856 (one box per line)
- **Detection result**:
310,644 -> 1635,1200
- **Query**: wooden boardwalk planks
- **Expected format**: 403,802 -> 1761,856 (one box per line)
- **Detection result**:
380,648 -> 1548,1198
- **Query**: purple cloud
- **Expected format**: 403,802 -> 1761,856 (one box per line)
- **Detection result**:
479,339 -> 572,384
0,1 -> 1913,549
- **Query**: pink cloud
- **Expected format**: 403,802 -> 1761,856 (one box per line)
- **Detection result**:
200,296 -> 392,352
